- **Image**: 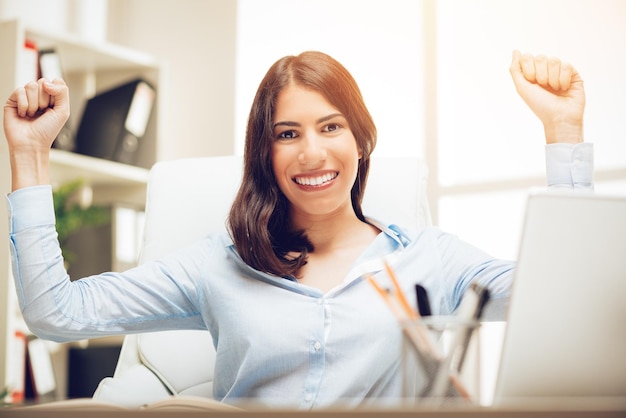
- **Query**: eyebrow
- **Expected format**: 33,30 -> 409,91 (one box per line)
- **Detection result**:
273,113 -> 344,130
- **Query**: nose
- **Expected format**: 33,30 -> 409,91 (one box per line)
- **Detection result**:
297,134 -> 327,166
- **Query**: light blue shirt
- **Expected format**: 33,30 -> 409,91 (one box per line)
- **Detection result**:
6,143 -> 593,409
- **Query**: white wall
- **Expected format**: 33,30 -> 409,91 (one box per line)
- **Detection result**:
234,0 -> 425,158
435,0 -> 626,260
107,0 -> 237,160
235,0 -> 626,261
0,0 -> 107,41
437,0 -> 626,185
0,0 -> 70,33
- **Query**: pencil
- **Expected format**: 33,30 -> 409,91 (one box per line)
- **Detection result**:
366,274 -> 438,360
367,270 -> 471,401
384,260 -> 418,320
367,275 -> 409,321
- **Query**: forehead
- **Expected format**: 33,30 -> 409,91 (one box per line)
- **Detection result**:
274,84 -> 340,122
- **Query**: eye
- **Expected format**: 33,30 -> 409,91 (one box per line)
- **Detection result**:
276,130 -> 298,140
322,123 -> 342,133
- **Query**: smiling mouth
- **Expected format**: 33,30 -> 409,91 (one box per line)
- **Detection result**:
293,172 -> 338,187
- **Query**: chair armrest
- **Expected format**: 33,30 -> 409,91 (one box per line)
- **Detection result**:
93,363 -> 172,408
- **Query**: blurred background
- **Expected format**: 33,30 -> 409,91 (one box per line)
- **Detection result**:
2,0 -> 625,259
1,0 -> 625,403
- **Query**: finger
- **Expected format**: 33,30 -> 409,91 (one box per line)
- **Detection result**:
558,61 -> 574,91
547,57 -> 562,91
509,50 -> 525,86
43,78 -> 70,120
509,50 -> 521,73
533,54 -> 549,86
11,86 -> 29,118
38,78 -> 53,110
519,53 -> 537,83
24,81 -> 40,117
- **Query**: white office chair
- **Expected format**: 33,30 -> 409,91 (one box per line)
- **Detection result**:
92,155 -> 431,407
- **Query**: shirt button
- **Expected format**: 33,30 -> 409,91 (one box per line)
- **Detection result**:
313,341 -> 322,351
316,298 -> 323,305
305,394 -> 313,402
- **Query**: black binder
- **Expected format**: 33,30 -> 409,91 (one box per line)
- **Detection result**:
74,79 -> 156,165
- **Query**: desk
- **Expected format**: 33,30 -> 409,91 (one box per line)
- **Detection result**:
3,397 -> 626,418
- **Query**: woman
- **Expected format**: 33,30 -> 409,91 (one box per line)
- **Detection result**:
229,51 -> 379,292
3,50 -> 591,408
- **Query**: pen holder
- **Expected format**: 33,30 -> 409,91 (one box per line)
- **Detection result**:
401,316 -> 481,406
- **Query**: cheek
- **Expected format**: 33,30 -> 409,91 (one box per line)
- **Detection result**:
343,136 -> 362,167
271,148 -> 291,192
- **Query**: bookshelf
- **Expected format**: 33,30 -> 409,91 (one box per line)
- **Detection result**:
0,19 -> 163,400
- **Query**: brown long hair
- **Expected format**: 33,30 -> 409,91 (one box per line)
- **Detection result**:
227,51 -> 377,278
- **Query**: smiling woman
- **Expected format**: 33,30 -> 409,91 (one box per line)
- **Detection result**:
270,84 -> 378,292
4,47 -> 593,409
228,51 -> 378,280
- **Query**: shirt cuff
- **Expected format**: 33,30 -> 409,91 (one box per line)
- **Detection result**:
545,143 -> 594,189
5,185 -> 56,234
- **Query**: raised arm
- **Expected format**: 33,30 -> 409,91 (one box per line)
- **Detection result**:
3,78 -> 70,191
509,50 -> 585,145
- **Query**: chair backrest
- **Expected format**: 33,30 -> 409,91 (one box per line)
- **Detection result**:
98,155 -> 430,404
140,155 -> 430,263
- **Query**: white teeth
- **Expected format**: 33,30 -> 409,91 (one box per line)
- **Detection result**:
294,172 -> 337,186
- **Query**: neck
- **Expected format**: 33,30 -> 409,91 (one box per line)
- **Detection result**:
292,210 -> 376,254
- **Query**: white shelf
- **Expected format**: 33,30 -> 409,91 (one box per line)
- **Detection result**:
50,149 -> 149,187
26,28 -> 159,73
0,18 -> 161,399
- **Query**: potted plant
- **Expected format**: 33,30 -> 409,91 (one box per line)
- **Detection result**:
53,179 -> 110,266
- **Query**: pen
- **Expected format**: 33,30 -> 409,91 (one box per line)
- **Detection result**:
367,268 -> 471,400
430,282 -> 489,398
366,275 -> 438,361
455,283 -> 490,372
415,284 -> 432,317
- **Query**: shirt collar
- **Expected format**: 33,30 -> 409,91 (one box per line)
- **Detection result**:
221,218 -> 414,296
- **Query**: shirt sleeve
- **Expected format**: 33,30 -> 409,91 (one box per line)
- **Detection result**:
545,142 -> 594,189
6,186 -> 207,342
6,185 -> 56,233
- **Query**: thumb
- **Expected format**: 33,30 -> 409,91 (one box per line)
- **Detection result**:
509,50 -> 525,87
43,79 -> 70,111
42,79 -> 70,124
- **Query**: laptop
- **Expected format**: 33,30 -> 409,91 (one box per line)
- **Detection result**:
492,190 -> 626,404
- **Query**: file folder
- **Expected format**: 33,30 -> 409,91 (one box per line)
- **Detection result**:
74,78 -> 156,166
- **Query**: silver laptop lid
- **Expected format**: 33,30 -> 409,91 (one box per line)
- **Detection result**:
494,190 -> 626,403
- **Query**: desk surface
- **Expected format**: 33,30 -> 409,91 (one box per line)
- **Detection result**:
3,397 -> 626,418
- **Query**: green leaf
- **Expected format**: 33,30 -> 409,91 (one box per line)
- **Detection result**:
52,178 -> 111,265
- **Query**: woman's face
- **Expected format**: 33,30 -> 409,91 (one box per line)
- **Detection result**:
271,84 -> 362,223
